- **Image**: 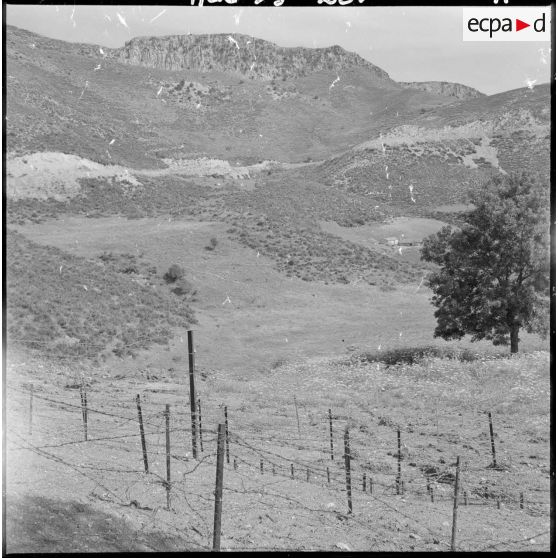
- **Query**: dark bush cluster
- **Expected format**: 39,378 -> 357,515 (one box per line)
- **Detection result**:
358,346 -> 479,367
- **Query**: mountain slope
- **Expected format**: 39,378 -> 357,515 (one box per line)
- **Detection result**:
6,25 -> 478,167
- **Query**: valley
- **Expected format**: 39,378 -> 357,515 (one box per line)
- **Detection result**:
4,22 -> 552,553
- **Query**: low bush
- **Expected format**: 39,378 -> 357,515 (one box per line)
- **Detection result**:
359,346 -> 481,366
164,264 -> 185,283
171,278 -> 196,297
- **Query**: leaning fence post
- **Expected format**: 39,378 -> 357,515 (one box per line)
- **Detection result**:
487,411 -> 497,468
165,404 -> 171,510
294,396 -> 301,438
198,398 -> 204,453
224,406 -> 230,464
136,394 -> 149,473
328,409 -> 334,460
187,331 -> 198,460
450,456 -> 461,552
213,424 -> 225,552
29,385 -> 34,435
344,426 -> 353,514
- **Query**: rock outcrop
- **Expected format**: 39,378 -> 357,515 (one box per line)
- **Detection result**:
108,33 -> 392,82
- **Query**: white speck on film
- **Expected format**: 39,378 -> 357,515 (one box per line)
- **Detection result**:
227,36 -> 240,50
149,9 -> 166,24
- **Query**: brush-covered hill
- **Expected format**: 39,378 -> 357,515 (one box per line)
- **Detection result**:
309,83 -> 550,212
6,25 -> 480,168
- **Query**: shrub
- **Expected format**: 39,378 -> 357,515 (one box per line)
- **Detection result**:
171,278 -> 196,297
205,237 -> 218,251
164,264 -> 185,283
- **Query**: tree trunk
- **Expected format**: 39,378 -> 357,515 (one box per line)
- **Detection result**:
510,325 -> 520,354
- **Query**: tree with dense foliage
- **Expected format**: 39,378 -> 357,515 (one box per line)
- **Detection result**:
421,173 -> 550,353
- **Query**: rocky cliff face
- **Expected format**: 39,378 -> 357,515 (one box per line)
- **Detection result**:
109,33 -> 393,82
398,81 -> 485,100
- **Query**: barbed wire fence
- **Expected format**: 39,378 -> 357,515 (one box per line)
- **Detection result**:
5,362 -> 551,553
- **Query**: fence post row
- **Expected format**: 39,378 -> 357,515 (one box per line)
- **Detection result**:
188,331 -> 198,460
213,423 -> 226,552
344,426 -> 353,514
165,404 -> 171,510
450,456 -> 461,552
136,394 -> 149,474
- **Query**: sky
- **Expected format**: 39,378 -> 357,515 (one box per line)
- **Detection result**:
6,5 -> 552,95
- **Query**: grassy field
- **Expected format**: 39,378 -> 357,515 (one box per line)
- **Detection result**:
11,215 -> 547,374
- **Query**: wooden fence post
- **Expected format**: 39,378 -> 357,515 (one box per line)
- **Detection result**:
450,456 -> 461,552
29,385 -> 34,435
294,396 -> 301,437
165,404 -> 171,510
488,411 -> 497,468
291,464 -> 294,479
260,459 -> 264,475
198,398 -> 204,453
136,394 -> 149,473
188,331 -> 198,460
344,426 -> 353,514
326,466 -> 330,484
213,424 -> 225,552
396,429 -> 402,495
362,472 -> 367,492
328,409 -> 334,461
520,492 -> 524,509
80,383 -> 88,442
224,406 -> 230,464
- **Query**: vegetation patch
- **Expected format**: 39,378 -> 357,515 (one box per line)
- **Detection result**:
6,231 -> 195,361
358,345 -> 482,366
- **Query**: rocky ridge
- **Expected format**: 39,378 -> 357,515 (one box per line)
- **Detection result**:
106,33 -> 393,82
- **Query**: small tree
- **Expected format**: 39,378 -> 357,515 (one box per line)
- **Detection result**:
421,173 -> 550,353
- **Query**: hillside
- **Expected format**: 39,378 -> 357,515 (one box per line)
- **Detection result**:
5,25 -> 480,168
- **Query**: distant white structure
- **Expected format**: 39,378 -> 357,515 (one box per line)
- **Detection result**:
385,237 -> 399,246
